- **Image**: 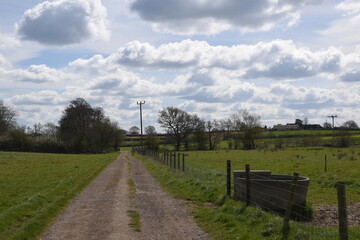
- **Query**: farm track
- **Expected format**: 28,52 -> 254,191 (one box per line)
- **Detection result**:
40,152 -> 210,240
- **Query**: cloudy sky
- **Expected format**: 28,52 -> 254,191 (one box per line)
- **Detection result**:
1,0 -> 360,131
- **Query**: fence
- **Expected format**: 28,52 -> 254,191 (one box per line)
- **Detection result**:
134,147 -> 187,172
135,148 -> 359,240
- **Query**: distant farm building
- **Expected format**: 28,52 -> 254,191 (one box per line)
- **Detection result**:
273,119 -> 322,131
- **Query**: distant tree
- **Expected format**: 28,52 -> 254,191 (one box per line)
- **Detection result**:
158,106 -> 203,150
229,112 -> 244,149
58,98 -> 119,153
0,100 -> 17,135
239,110 -> 262,150
191,119 -> 206,150
145,125 -> 156,135
144,125 -> 159,150
323,121 -> 332,129
29,122 -> 44,136
129,126 -> 140,135
342,120 -> 359,129
206,120 -> 221,150
43,123 -> 58,136
336,130 -> 353,147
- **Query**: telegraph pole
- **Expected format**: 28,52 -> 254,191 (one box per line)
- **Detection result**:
327,115 -> 338,145
137,101 -> 145,147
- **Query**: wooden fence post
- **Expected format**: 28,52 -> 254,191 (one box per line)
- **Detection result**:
325,154 -> 327,172
182,153 -> 185,172
173,153 -> 176,169
227,160 -> 231,197
178,153 -> 181,170
245,164 -> 251,206
282,172 -> 299,237
337,182 -> 348,240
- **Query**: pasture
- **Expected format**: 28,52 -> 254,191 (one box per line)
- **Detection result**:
0,151 -> 118,240
185,147 -> 360,204
137,147 -> 360,239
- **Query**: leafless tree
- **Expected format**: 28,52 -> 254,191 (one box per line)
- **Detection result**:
145,125 -> 159,150
240,110 -> 262,149
323,121 -> 332,129
342,120 -> 359,129
129,126 -> 140,135
158,106 -> 204,150
0,100 -> 17,135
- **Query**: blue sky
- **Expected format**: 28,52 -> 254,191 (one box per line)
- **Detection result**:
1,0 -> 360,131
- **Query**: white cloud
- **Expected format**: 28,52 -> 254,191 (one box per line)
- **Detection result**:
16,0 -> 109,46
130,0 -> 323,35
320,0 -> 360,46
7,64 -> 68,83
0,54 -> 11,69
4,38 -> 360,129
112,39 -> 343,79
0,33 -> 19,50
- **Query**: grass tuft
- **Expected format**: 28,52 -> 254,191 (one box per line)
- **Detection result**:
127,210 -> 141,232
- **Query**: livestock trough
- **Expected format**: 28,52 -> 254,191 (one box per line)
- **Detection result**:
233,170 -> 310,211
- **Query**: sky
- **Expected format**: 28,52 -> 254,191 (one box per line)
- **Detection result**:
1,0 -> 360,131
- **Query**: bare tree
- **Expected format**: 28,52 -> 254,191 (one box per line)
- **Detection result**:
0,100 -> 17,135
206,120 -> 221,150
323,121 -> 332,129
145,125 -> 156,135
342,120 -> 359,129
29,122 -> 44,136
158,106 -> 203,150
43,123 -> 58,136
145,125 -> 159,150
230,110 -> 262,150
240,110 -> 262,149
129,126 -> 140,135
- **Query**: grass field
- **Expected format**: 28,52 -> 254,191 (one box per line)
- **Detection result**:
136,147 -> 360,240
0,151 -> 119,240
185,147 -> 360,204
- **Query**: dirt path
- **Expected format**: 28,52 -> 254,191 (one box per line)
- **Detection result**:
40,152 -> 210,240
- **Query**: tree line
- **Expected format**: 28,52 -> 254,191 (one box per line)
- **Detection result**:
145,107 -> 359,151
1,99 -> 359,153
154,106 -> 262,151
0,98 -> 124,153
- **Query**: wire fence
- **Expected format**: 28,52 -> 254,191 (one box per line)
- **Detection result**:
134,147 -> 359,240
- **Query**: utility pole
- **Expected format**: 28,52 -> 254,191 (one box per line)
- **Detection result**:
327,115 -> 338,145
137,101 -> 145,147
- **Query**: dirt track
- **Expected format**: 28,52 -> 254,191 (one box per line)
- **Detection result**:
40,152 -> 210,240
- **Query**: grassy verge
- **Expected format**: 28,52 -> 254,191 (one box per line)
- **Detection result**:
0,151 -> 119,240
135,151 -> 360,240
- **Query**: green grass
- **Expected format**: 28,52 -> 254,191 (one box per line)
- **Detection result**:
0,151 -> 119,240
185,148 -> 360,204
128,178 -> 136,200
127,210 -> 141,232
135,148 -> 360,240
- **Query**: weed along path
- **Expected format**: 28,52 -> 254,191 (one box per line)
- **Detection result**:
40,152 -> 210,240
